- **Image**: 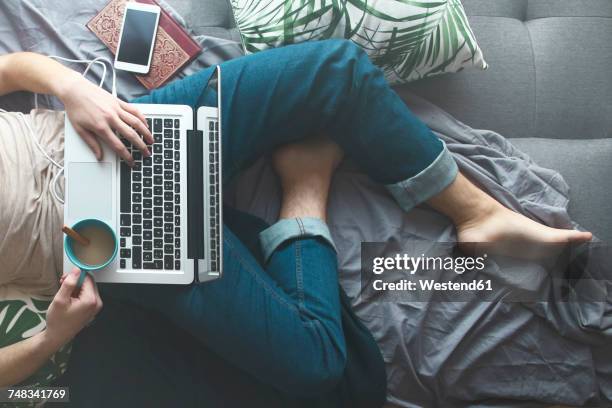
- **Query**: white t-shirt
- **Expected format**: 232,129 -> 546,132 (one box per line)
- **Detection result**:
0,109 -> 65,298
0,109 -> 70,388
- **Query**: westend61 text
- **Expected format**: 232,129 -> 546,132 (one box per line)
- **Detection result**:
372,279 -> 493,292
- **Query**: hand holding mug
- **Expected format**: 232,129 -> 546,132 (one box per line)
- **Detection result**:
64,219 -> 118,288
44,268 -> 103,349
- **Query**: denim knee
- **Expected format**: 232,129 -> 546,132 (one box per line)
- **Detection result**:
316,39 -> 373,72
309,39 -> 383,107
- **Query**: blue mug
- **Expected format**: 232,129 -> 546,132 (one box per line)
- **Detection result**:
64,219 -> 118,288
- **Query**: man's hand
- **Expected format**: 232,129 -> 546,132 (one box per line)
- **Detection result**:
57,72 -> 153,165
43,268 -> 103,349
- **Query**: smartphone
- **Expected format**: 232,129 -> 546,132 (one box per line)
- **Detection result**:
114,2 -> 161,74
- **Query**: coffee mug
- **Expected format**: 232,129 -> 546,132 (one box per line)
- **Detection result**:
64,218 -> 118,288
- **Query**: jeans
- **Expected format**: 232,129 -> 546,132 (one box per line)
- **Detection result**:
68,39 -> 458,403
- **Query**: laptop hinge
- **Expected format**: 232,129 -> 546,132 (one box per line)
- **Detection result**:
187,128 -> 204,262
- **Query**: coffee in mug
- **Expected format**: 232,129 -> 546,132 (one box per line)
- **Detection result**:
71,224 -> 115,266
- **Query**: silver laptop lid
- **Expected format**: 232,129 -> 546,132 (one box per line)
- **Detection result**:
197,65 -> 223,282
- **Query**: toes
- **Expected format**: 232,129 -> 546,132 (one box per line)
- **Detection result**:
552,228 -> 593,243
567,230 -> 593,242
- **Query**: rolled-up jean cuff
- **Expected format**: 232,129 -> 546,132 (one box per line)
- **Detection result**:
259,217 -> 337,263
386,143 -> 458,212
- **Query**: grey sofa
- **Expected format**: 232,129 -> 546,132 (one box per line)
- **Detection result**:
171,0 -> 612,242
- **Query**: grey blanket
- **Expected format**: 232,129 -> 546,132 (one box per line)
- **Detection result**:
1,1 -> 610,407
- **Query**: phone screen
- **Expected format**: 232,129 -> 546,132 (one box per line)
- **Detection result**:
117,8 -> 158,66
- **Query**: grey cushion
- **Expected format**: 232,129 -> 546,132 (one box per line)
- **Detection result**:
529,18 -> 612,139
397,0 -> 612,240
399,0 -> 612,140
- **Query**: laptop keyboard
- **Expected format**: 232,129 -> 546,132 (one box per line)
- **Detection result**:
119,117 -> 182,271
208,119 -> 221,271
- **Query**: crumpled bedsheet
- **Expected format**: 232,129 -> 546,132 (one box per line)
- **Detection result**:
1,1 -> 610,407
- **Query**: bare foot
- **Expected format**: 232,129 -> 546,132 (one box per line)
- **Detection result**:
428,173 -> 592,257
458,203 -> 592,244
272,136 -> 344,221
456,194 -> 592,257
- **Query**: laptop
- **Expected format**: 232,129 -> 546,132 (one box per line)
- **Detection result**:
63,66 -> 223,284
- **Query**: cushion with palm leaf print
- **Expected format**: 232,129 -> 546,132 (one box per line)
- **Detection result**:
228,0 -> 487,84
0,292 -> 71,389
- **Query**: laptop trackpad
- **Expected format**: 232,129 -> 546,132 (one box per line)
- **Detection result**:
67,162 -> 112,221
